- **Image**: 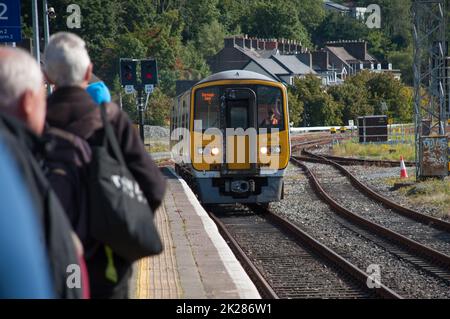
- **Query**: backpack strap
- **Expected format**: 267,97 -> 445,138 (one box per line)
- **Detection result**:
99,103 -> 126,167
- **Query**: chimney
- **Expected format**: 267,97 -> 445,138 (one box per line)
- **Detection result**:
258,39 -> 265,50
224,37 -> 236,48
235,36 -> 244,48
277,39 -> 285,54
290,41 -> 297,53
251,38 -> 258,50
311,51 -> 329,70
265,40 -> 278,50
342,40 -> 367,61
245,38 -> 252,49
297,52 -> 313,69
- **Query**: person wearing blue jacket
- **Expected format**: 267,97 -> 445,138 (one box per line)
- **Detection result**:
0,139 -> 55,298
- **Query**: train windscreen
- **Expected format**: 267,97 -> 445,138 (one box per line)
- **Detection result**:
194,85 -> 284,131
257,86 -> 284,131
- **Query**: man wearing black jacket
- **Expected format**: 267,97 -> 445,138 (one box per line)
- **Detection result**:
44,32 -> 166,298
0,47 -> 83,298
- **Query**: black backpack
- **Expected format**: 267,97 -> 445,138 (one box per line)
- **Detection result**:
46,104 -> 163,262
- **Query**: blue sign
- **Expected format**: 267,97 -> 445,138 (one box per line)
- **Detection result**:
0,0 -> 22,43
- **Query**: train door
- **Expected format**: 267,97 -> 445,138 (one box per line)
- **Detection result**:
221,88 -> 257,173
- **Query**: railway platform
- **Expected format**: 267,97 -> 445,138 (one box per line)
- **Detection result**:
128,167 -> 260,299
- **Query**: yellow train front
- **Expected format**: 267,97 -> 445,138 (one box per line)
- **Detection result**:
171,70 -> 290,204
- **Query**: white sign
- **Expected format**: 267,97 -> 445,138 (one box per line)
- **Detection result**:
348,120 -> 354,127
124,85 -> 135,94
145,84 -> 154,94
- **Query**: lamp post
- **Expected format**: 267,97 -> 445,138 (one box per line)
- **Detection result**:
31,0 -> 40,63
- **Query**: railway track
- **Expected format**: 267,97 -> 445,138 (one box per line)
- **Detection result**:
303,150 -> 416,167
207,204 -> 401,299
290,156 -> 450,283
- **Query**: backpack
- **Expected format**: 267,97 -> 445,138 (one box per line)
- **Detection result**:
45,104 -> 163,262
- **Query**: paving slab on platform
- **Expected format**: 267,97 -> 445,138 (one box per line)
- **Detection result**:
130,168 -> 260,299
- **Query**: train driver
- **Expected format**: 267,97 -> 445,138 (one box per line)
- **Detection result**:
260,109 -> 279,128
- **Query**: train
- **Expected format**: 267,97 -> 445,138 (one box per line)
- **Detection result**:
170,70 -> 290,204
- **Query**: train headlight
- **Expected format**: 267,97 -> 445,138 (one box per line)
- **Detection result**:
260,146 -> 268,155
196,147 -> 204,155
211,147 -> 220,156
270,146 -> 281,154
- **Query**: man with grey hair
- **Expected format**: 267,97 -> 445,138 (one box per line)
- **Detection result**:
0,46 -> 84,298
44,32 -> 166,299
0,47 -> 46,133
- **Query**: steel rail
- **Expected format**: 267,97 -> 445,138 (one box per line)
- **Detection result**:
295,153 -> 450,233
303,149 -> 415,167
291,158 -> 450,270
208,211 -> 279,299
209,207 -> 402,299
252,205 -> 402,299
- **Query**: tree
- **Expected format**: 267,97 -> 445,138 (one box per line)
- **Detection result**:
179,0 -> 220,42
313,12 -> 369,47
295,0 -> 326,32
196,19 -> 226,58
145,88 -> 172,125
366,72 -> 412,121
388,49 -> 413,85
241,1 -> 311,47
328,82 -> 372,123
292,75 -> 342,126
287,89 -> 304,126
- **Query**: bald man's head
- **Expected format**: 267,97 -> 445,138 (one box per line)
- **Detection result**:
0,47 -> 46,135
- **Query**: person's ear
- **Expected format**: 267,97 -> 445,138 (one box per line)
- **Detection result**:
17,90 -> 34,121
84,63 -> 93,83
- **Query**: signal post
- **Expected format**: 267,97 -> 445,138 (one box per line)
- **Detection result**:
119,58 -> 158,141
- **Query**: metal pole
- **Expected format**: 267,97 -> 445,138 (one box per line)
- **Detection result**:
42,0 -> 50,46
31,0 -> 40,62
138,90 -> 145,142
42,0 -> 52,95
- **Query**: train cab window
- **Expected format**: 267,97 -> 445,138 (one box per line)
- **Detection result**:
194,87 -> 220,131
228,100 -> 249,130
257,86 -> 284,131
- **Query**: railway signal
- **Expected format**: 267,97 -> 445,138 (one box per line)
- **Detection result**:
119,58 -> 159,142
119,59 -> 138,86
141,59 -> 158,86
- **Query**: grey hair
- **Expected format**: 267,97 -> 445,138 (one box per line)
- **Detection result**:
0,47 -> 43,108
44,32 -> 91,87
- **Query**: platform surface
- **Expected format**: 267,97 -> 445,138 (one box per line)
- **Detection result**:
129,168 -> 260,299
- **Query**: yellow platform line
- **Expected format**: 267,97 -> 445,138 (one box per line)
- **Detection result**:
135,196 -> 183,299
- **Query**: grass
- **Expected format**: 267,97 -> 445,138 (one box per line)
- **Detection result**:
384,176 -> 450,218
144,142 -> 170,153
332,140 -> 415,161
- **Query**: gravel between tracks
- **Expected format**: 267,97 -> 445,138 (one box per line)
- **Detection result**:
304,161 -> 450,256
307,145 -> 448,220
271,163 -> 450,298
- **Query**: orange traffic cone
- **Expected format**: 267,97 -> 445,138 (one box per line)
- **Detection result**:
400,156 -> 408,179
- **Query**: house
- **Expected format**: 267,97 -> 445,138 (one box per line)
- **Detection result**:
206,36 -> 400,87
323,0 -> 351,15
208,36 -> 317,85
325,40 -> 401,80
323,1 -> 368,21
